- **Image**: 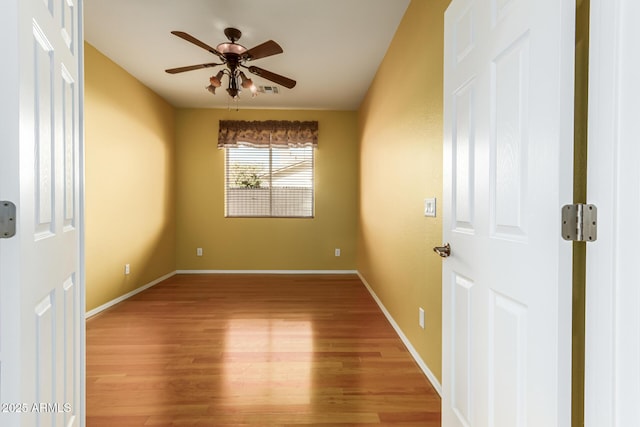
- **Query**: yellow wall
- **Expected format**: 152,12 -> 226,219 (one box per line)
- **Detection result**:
84,43 -> 176,312
175,109 -> 358,270
357,0 -> 450,382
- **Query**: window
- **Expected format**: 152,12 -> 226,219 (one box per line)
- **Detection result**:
218,120 -> 318,218
225,144 -> 314,217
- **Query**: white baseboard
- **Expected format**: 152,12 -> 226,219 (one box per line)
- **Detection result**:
356,271 -> 443,397
176,269 -> 358,275
85,271 -> 177,319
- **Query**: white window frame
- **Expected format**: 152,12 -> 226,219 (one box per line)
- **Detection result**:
224,143 -> 315,218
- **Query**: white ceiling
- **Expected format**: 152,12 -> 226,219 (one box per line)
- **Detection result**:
83,0 -> 411,111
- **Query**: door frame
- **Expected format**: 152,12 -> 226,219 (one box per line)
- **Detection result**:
78,1 -> 87,422
584,0 -> 640,425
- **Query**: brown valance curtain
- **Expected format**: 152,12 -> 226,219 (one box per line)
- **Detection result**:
217,120 -> 318,148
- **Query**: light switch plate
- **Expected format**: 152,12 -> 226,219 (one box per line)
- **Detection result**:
424,198 -> 436,217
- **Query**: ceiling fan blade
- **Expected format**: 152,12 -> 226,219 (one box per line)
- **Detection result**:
171,31 -> 224,59
242,40 -> 283,61
248,66 -> 296,89
165,63 -> 222,74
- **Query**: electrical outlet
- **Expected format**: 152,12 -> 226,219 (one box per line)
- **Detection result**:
125,264 -> 130,275
419,307 -> 425,329
334,248 -> 341,257
196,247 -> 203,256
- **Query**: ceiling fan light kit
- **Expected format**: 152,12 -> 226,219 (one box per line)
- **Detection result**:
166,27 -> 296,101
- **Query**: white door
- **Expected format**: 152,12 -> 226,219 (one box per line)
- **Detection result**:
0,0 -> 84,426
584,0 -> 640,425
441,0 -> 574,426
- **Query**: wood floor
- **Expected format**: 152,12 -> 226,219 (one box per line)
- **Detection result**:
86,274 -> 441,426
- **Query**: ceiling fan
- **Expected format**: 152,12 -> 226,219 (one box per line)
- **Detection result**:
165,27 -> 296,99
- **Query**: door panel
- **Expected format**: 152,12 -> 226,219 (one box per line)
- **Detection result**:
490,36 -> 528,239
451,274 -> 473,425
0,0 -> 84,426
443,0 -> 574,426
489,291 -> 527,426
62,64 -> 77,231
34,21 -> 56,238
34,293 -> 56,426
453,82 -> 476,233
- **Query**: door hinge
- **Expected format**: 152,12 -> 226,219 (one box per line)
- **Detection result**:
562,204 -> 597,242
0,201 -> 16,239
